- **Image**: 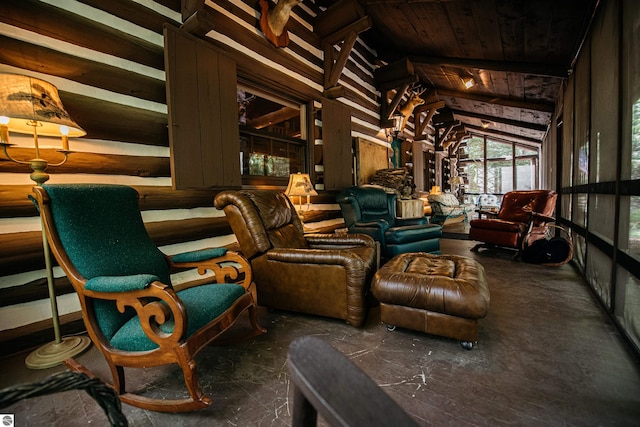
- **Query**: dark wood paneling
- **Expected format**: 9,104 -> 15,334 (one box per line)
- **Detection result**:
234,0 -> 322,63
0,185 -> 223,218
204,5 -> 322,97
0,148 -> 170,178
164,25 -> 241,189
322,98 -> 354,190
0,0 -> 164,70
61,92 -> 169,146
0,217 -> 233,276
0,312 -> 85,356
0,35 -> 165,104
78,0 -> 180,33
0,276 -> 74,309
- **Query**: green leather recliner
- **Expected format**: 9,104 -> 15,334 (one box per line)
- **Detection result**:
337,186 -> 442,261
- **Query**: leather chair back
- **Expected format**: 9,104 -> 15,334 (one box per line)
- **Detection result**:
498,190 -> 557,224
215,190 -> 308,259
338,186 -> 396,228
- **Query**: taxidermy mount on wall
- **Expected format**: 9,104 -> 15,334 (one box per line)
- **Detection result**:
259,0 -> 302,48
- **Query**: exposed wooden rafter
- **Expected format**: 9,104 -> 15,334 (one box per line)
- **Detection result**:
413,100 -> 445,140
450,109 -> 549,132
180,8 -> 216,37
374,58 -> 419,127
465,124 -> 542,145
409,55 -> 570,78
377,76 -> 419,128
316,0 -> 371,97
435,120 -> 460,150
436,88 -> 555,113
181,0 -> 204,20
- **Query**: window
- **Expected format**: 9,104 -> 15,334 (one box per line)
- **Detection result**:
460,135 -> 539,197
238,86 -> 307,185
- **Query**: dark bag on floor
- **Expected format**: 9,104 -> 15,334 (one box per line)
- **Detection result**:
522,236 -> 571,265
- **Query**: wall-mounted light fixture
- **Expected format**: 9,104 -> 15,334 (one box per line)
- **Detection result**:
0,73 -> 90,369
481,119 -> 491,129
461,76 -> 475,89
391,111 -> 404,138
388,111 -> 405,168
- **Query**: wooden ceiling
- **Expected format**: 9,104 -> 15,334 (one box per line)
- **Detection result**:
321,0 -> 601,145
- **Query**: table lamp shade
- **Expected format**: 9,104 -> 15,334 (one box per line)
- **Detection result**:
286,172 -> 318,197
0,73 -> 85,137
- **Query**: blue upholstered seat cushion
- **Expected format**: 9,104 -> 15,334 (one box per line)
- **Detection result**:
109,283 -> 246,352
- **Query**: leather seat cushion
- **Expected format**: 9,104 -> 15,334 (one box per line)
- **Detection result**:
372,253 -> 489,319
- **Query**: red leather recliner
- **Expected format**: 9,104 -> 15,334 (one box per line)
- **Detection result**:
469,190 -> 557,256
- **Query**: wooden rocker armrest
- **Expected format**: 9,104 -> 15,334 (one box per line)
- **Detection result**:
169,250 -> 253,290
85,274 -> 159,293
84,279 -> 190,348
168,247 -> 228,264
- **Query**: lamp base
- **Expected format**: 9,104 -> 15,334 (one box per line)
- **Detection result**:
25,336 -> 91,369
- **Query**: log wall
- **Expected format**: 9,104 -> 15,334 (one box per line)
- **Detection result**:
0,0 -> 420,353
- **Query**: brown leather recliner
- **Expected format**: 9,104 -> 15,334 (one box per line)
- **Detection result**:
469,190 -> 557,255
214,190 -> 378,327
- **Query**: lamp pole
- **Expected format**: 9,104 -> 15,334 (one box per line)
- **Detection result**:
0,73 -> 91,369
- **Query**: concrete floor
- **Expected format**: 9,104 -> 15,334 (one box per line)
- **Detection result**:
1,238 -> 640,426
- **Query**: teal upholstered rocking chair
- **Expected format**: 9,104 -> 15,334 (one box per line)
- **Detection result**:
32,184 -> 266,412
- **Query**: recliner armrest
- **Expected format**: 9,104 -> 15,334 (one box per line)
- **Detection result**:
395,217 -> 427,226
477,209 -> 499,218
305,233 -> 375,248
352,219 -> 390,230
266,248 -> 369,271
531,211 -> 556,223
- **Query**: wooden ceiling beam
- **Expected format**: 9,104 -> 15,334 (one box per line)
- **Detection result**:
317,0 -> 372,95
409,55 -> 569,78
450,109 -> 549,132
181,9 -> 216,37
435,120 -> 459,149
465,124 -> 542,145
435,88 -> 555,113
413,100 -> 445,140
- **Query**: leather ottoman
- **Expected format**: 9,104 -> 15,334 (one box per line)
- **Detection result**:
371,253 -> 490,349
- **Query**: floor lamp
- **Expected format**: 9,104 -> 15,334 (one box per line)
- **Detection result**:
0,73 -> 91,369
